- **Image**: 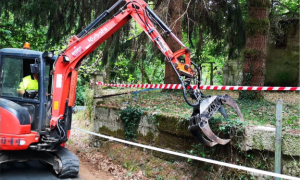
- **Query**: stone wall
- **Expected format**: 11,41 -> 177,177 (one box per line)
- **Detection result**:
93,106 -> 196,151
93,105 -> 300,177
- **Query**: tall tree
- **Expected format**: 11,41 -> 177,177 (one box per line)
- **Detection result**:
0,0 -> 123,46
240,0 -> 271,100
164,0 -> 183,84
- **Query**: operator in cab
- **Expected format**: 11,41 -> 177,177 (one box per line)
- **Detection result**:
16,42 -> 39,98
17,73 -> 39,98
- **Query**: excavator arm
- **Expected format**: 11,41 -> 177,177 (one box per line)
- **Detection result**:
49,0 -> 243,147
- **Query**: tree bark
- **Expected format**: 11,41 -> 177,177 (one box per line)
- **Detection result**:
164,0 -> 183,84
240,0 -> 270,100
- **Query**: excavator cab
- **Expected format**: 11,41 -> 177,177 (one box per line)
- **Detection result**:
0,48 -> 53,134
0,48 -> 79,178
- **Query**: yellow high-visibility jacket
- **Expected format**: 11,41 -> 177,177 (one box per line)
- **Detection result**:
18,75 -> 38,91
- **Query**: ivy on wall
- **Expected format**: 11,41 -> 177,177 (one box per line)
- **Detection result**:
120,106 -> 143,140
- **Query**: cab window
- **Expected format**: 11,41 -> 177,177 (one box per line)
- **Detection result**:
1,57 -> 23,97
1,57 -> 38,99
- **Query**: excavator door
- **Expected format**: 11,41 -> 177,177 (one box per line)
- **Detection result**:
0,48 -> 53,150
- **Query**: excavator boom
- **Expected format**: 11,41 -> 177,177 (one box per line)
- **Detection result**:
50,0 -> 243,147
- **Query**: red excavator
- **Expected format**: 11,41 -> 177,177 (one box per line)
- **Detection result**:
0,0 -> 243,177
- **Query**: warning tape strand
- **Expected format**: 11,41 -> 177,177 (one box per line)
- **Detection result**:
94,82 -> 300,91
73,127 -> 300,180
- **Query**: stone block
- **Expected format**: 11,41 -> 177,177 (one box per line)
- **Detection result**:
241,126 -> 300,156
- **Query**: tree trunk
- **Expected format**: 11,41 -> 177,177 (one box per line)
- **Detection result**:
103,37 -> 113,82
139,49 -> 151,84
164,0 -> 183,84
240,0 -> 270,100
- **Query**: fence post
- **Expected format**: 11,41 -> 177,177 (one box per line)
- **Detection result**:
275,99 -> 283,180
90,71 -> 104,99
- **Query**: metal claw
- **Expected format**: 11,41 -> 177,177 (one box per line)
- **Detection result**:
188,113 -> 218,147
190,130 -> 218,147
221,95 -> 244,121
218,105 -> 228,119
189,94 -> 243,146
199,117 -> 231,145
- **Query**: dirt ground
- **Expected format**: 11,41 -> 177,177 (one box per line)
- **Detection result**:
66,112 -> 204,180
66,113 -> 151,180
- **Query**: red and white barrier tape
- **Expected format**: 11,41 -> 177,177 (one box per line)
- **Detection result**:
94,82 -> 300,91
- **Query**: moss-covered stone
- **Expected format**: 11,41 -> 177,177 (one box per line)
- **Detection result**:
282,133 -> 300,156
156,114 -> 191,137
282,156 -> 300,177
97,105 -> 121,111
252,135 -> 265,150
99,126 -> 125,139
136,131 -> 155,144
154,132 -> 195,153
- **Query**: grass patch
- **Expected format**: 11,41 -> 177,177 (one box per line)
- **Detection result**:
98,88 -> 300,129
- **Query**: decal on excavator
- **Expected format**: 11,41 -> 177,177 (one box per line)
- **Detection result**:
56,74 -> 62,88
54,101 -> 59,110
71,46 -> 82,57
1,137 -> 26,146
87,28 -> 108,42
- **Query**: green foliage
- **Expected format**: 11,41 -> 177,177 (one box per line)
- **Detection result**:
147,114 -> 159,126
187,144 -> 210,158
0,0 -> 250,86
110,41 -> 165,84
112,55 -> 138,83
220,118 -> 246,136
4,0 -> 296,91
120,106 -> 143,140
271,0 -> 299,17
0,12 -> 47,49
1,0 -> 122,44
269,0 -> 299,45
154,176 -> 163,180
75,77 -> 86,106
84,88 -> 94,121
249,0 -> 272,7
276,71 -> 295,86
239,91 -> 262,101
196,39 -> 227,85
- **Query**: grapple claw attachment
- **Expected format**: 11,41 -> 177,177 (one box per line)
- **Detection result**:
199,116 -> 231,145
189,95 -> 243,146
218,106 -> 228,119
190,130 -> 218,147
220,95 -> 244,122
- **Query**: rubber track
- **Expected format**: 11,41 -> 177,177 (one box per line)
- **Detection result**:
55,146 -> 79,178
